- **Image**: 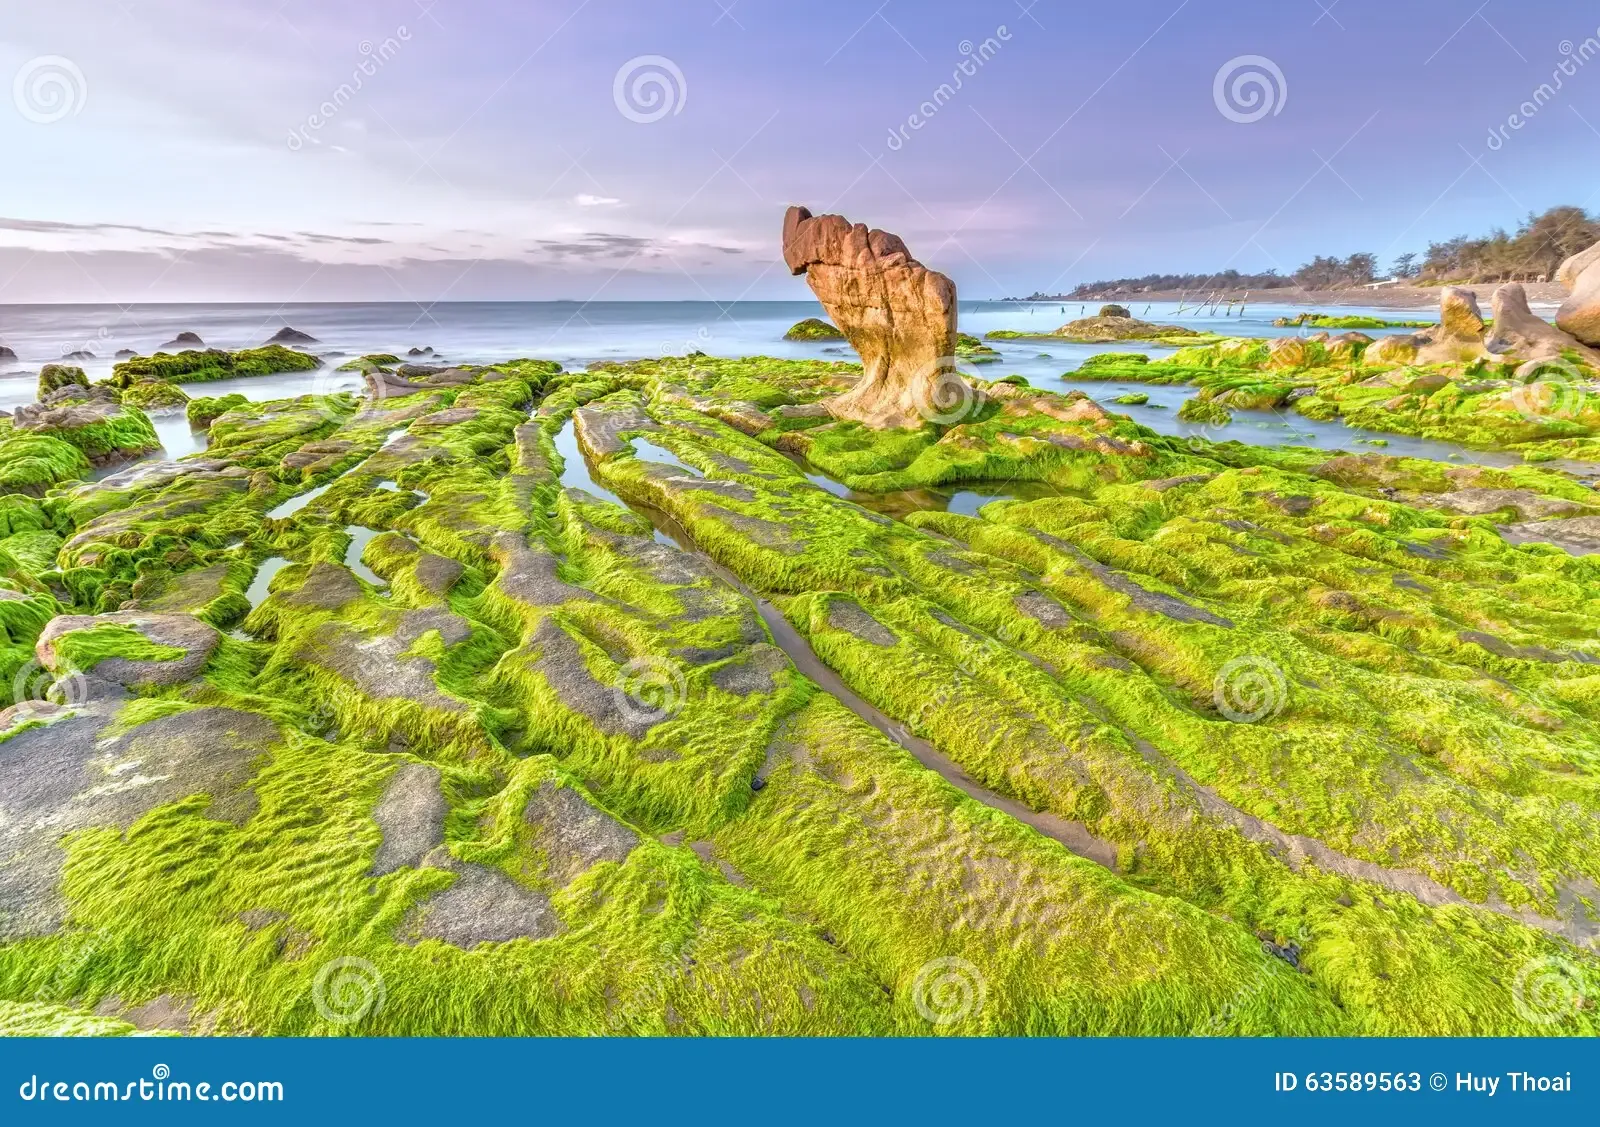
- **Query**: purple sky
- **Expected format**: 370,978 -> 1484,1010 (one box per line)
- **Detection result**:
2,0 -> 1599,302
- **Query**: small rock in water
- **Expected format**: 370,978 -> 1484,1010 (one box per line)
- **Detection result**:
266,326 -> 319,345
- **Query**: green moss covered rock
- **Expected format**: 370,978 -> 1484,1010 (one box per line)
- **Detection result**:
784,318 -> 845,341
37,364 -> 88,399
120,380 -> 191,411
110,345 -> 320,388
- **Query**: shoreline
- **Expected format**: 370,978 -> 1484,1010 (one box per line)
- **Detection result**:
1012,281 -> 1568,312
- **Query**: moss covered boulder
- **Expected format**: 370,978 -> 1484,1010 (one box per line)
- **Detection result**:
784,317 -> 845,341
110,345 -> 321,389
11,391 -> 159,464
37,364 -> 88,399
120,380 -> 192,411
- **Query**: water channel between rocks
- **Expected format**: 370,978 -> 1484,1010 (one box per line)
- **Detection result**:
552,417 -> 1119,868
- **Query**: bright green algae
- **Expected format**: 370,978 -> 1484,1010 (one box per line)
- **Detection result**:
1072,336 -> 1600,462
0,349 -> 1596,1037
110,345 -> 321,388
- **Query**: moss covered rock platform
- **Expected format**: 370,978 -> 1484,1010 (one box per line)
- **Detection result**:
1,344 -> 1597,1037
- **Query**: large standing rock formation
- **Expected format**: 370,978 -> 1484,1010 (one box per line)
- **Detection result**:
1365,287 -> 1489,365
1556,239 -> 1600,346
1487,283 -> 1600,365
781,205 -> 971,429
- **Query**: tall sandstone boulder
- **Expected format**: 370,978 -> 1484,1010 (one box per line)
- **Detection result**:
1487,283 -> 1600,365
1556,239 -> 1600,346
781,205 -> 971,429
1365,287 -> 1488,366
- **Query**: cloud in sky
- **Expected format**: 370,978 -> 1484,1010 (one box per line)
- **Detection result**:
2,0 -> 1599,301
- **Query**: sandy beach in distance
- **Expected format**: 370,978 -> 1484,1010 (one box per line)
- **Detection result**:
1064,281 -> 1568,311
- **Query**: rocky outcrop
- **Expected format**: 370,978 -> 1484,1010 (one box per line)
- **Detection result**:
781,205 -> 968,429
1487,283 -> 1600,363
159,331 -> 205,350
1046,312 -> 1200,343
266,326 -> 319,345
36,611 -> 221,692
13,388 -> 159,464
364,366 -> 474,399
783,317 -> 845,341
1556,239 -> 1600,345
1366,287 -> 1489,365
37,364 -> 88,399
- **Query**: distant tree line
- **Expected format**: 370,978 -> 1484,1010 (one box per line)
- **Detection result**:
1051,206 -> 1599,298
1415,206 -> 1598,283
